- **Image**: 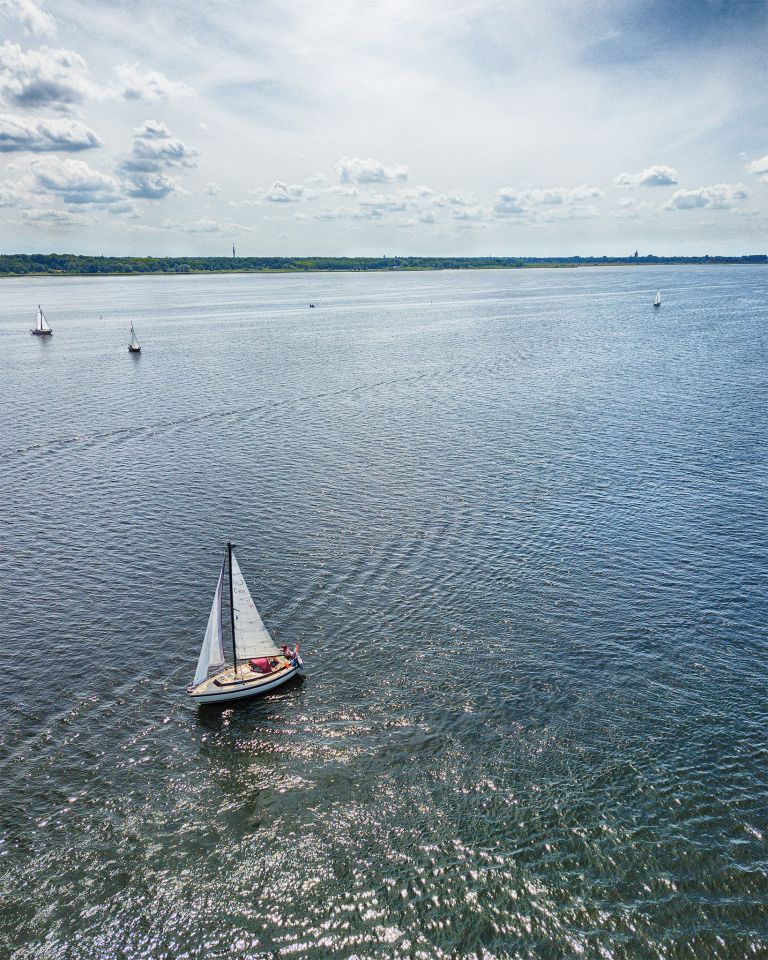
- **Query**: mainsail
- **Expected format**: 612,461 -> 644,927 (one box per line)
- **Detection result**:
130,323 -> 140,348
193,563 -> 225,685
37,307 -> 51,332
231,552 -> 280,659
654,290 -> 661,306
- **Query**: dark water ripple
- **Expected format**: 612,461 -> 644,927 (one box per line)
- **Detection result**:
1,267 -> 767,959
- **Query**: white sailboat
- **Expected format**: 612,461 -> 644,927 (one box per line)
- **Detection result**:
30,305 -> 53,336
653,290 -> 662,307
187,542 -> 304,704
128,322 -> 141,353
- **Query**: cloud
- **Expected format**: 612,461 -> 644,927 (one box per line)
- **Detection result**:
612,197 -> 655,218
119,120 -> 197,199
432,191 -> 477,208
138,216 -> 252,234
745,154 -> 768,183
614,165 -> 679,187
204,181 -> 221,196
0,41 -> 93,110
664,182 -> 748,210
3,0 -> 55,38
0,177 -> 22,206
260,180 -> 309,203
23,207 -> 83,224
0,113 -> 100,152
121,120 -> 197,172
31,156 -> 122,204
571,184 -> 603,202
493,189 -> 524,216
452,206 -> 485,220
123,171 -> 176,199
493,184 -> 602,217
357,191 -> 408,214
114,62 -> 192,102
313,207 -> 348,221
403,185 -> 435,198
336,155 -> 408,184
324,184 -> 358,197
185,217 -> 227,234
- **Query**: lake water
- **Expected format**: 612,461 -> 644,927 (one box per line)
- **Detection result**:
1,266 -> 766,959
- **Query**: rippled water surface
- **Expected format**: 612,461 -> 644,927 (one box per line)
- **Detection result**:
1,267 -> 767,959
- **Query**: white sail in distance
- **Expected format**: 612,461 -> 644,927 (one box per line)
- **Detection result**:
130,323 -> 140,348
230,552 -> 280,659
38,307 -> 51,332
193,563 -> 225,685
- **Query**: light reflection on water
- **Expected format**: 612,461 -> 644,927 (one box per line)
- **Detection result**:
1,266 -> 766,958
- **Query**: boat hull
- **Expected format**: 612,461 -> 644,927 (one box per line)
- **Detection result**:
188,663 -> 301,704
128,345 -> 141,353
31,329 -> 53,336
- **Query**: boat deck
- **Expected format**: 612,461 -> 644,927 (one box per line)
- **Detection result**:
189,656 -> 294,696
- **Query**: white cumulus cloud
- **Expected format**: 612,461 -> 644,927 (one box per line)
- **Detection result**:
745,154 -> 768,183
119,120 -> 197,199
664,183 -> 748,210
0,41 -> 94,110
114,62 -> 192,102
336,156 -> 408,184
260,180 -> 310,203
493,188 -> 524,217
614,165 -> 679,187
494,184 -> 602,217
0,113 -> 100,152
31,156 -> 122,204
3,0 -> 55,37
24,207 -> 83,224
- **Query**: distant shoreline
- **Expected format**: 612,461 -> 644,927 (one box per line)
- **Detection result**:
1,253 -> 765,278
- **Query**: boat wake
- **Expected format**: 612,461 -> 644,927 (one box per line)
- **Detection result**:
3,367 -> 440,467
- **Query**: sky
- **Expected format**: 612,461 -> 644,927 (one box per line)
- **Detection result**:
0,0 -> 766,256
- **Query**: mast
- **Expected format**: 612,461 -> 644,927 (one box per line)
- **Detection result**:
228,540 -> 238,673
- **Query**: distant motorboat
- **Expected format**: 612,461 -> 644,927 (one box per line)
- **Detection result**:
128,322 -> 141,353
309,303 -> 316,308
187,541 -> 304,704
30,305 -> 53,336
653,290 -> 662,307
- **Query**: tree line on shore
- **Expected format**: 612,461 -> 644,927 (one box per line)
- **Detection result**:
1,253 -> 765,276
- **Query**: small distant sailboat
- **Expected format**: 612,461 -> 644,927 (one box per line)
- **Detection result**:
30,305 -> 53,336
653,290 -> 662,308
187,542 -> 304,704
309,303 -> 316,309
128,322 -> 141,353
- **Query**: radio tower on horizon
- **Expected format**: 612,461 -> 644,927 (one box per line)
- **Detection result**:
232,243 -> 236,258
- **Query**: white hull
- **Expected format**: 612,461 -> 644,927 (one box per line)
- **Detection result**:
188,663 -> 301,704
